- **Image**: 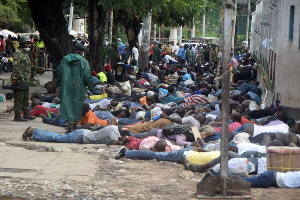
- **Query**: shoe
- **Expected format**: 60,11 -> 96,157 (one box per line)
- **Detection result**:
115,146 -> 126,159
14,115 -> 27,122
23,114 -> 36,120
22,126 -> 34,140
182,155 -> 201,172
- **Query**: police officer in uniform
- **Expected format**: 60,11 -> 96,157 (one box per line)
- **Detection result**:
11,36 -> 36,121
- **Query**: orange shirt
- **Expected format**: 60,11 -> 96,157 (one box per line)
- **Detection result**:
139,96 -> 148,106
78,110 -> 108,126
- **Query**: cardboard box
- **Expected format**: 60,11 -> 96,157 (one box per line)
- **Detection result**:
267,146 -> 300,172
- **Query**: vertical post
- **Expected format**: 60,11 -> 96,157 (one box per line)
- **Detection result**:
139,13 -> 151,71
191,17 -> 196,39
177,26 -> 182,45
68,2 -> 74,32
109,9 -> 113,44
232,0 -> 237,51
153,24 -> 157,42
158,26 -> 161,42
221,0 -> 233,196
245,0 -> 251,42
202,13 -> 206,37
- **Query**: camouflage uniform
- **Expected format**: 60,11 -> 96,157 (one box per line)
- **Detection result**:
30,41 -> 39,77
12,49 -> 31,116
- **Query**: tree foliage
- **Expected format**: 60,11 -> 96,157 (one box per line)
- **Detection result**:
0,0 -> 33,31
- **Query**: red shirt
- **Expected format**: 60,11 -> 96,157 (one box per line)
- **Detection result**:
29,105 -> 57,116
214,122 -> 242,133
126,136 -> 143,150
241,117 -> 256,125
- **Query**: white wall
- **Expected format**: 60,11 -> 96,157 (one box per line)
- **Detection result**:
251,0 -> 300,109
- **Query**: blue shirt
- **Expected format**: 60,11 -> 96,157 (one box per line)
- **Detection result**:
119,43 -> 125,54
182,73 -> 192,81
178,47 -> 186,59
161,94 -> 184,104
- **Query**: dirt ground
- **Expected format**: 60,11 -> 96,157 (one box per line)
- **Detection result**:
0,72 -> 300,199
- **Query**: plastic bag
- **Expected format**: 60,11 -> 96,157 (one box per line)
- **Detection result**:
213,158 -> 255,176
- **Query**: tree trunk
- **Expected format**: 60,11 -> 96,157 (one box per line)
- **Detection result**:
86,0 -> 107,71
123,16 -> 142,51
139,13 -> 151,71
27,0 -> 73,67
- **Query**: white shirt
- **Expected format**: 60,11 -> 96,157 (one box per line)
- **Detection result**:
132,47 -> 139,61
182,116 -> 200,130
163,55 -> 177,63
147,73 -> 158,83
276,171 -> 300,188
253,123 -> 289,137
172,45 -> 180,55
236,143 -> 266,155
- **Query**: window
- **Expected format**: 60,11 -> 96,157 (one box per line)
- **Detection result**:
289,5 -> 295,41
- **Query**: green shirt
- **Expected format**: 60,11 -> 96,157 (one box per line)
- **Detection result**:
12,49 -> 31,83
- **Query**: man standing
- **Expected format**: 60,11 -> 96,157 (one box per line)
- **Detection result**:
30,36 -> 39,80
119,42 -> 125,62
11,36 -> 36,122
57,44 -> 95,132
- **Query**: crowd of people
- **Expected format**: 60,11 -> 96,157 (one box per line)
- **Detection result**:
5,35 -> 300,189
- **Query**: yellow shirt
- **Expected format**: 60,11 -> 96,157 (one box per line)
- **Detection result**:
89,93 -> 108,100
186,151 -> 220,165
98,72 -> 107,82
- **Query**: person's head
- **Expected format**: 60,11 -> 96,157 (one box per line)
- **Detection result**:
154,139 -> 167,152
146,91 -> 155,100
118,109 -> 131,118
274,111 -> 288,123
105,64 -> 112,72
228,146 -> 238,153
170,68 -> 176,75
19,36 -> 31,49
186,132 -> 195,142
168,86 -> 175,94
122,74 -> 130,82
31,100 -> 42,108
176,107 -> 186,118
0,35 -> 3,40
184,44 -> 189,50
289,134 -> 300,146
268,139 -> 284,147
82,103 -> 91,116
230,112 -> 241,123
195,114 -> 207,124
201,89 -> 209,97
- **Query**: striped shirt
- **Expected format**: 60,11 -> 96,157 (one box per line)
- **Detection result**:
182,94 -> 209,108
167,74 -> 178,85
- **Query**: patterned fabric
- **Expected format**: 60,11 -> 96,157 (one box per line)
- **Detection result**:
182,94 -> 208,108
12,49 -> 31,83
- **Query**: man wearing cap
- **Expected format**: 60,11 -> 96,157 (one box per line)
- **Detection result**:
11,36 -> 36,121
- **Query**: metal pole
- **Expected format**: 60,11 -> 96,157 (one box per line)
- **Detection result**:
221,0 -> 233,196
68,2 -> 74,32
109,9 -> 113,44
232,0 -> 237,51
245,0 -> 251,42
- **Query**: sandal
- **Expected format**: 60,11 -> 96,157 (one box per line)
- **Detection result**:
22,126 -> 33,141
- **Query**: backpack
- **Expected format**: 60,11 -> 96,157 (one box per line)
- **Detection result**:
162,124 -> 191,136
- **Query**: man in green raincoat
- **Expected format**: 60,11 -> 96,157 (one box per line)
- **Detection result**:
57,43 -> 95,132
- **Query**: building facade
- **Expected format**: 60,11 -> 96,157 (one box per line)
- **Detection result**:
250,0 -> 300,118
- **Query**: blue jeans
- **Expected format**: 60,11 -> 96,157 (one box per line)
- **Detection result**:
118,118 -> 139,125
233,123 -> 254,133
243,170 -> 277,188
33,128 -> 84,143
125,147 -> 192,164
42,116 -> 65,127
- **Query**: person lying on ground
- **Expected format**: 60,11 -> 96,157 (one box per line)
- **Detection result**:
76,103 -> 117,130
115,145 -> 220,165
22,125 -> 121,145
122,136 -> 181,152
29,101 -> 58,117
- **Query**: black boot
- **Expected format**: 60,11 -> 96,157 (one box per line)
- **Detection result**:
23,114 -> 36,120
14,115 -> 27,122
